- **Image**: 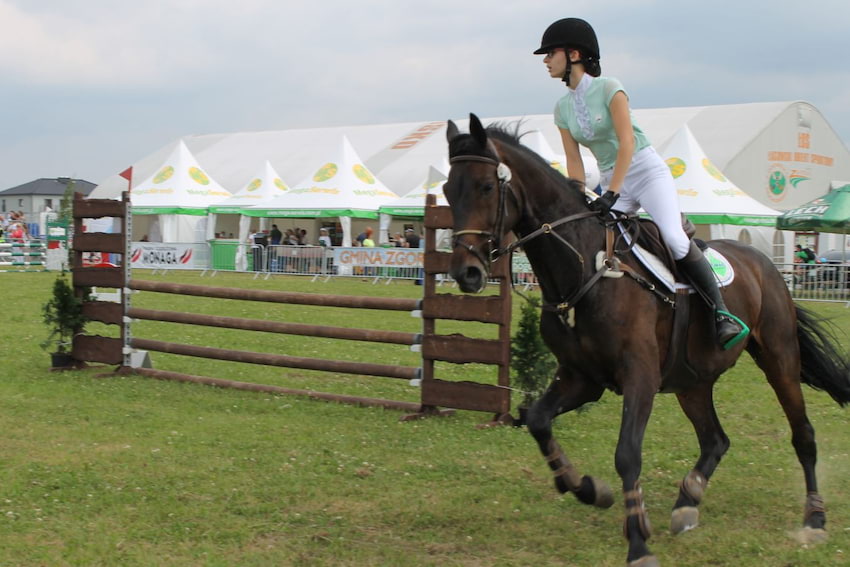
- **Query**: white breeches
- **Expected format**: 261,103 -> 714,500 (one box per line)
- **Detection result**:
599,147 -> 691,260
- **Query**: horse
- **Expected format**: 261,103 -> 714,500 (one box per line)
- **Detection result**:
442,114 -> 850,566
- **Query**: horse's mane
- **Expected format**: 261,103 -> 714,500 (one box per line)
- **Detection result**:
449,121 -> 586,195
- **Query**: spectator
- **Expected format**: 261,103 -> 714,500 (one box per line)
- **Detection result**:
299,228 -> 308,245
392,232 -> 406,247
284,229 -> 298,245
405,227 -> 421,248
362,227 -> 375,247
318,228 -> 332,247
270,224 -> 283,245
10,223 -> 25,243
794,244 -> 817,289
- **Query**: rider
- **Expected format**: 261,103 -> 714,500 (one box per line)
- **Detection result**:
535,17 -> 747,349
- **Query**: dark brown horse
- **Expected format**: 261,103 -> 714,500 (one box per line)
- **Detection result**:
443,114 -> 850,566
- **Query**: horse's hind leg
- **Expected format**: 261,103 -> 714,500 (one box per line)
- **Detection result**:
752,344 -> 828,541
671,382 -> 730,534
526,370 -> 613,508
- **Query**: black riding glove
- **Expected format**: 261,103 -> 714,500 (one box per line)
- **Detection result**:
589,190 -> 620,214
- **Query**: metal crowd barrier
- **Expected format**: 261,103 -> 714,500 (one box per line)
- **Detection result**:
775,261 -> 850,303
183,241 -> 542,286
133,242 -> 850,304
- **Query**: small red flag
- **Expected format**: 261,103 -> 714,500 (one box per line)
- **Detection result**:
119,166 -> 133,191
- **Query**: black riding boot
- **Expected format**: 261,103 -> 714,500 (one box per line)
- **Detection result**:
676,242 -> 747,349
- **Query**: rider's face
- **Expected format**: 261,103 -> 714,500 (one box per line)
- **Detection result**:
544,48 -> 567,79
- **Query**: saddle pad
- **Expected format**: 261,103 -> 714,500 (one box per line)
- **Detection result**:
616,223 -> 735,293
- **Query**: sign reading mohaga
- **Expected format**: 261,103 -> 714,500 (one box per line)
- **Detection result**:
130,243 -> 200,269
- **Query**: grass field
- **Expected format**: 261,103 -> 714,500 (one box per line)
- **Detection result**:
1,270 -> 849,566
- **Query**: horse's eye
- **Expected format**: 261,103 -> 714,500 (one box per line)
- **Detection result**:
481,182 -> 495,194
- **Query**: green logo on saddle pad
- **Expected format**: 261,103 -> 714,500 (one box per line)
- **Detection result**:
705,248 -> 734,286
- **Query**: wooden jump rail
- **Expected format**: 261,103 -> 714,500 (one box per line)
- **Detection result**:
69,192 -> 514,422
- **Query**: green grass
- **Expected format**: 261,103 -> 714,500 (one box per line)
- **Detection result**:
1,271 -> 849,566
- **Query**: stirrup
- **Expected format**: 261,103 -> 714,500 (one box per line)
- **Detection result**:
716,310 -> 749,350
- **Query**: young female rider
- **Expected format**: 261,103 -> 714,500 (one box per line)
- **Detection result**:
535,17 -> 747,349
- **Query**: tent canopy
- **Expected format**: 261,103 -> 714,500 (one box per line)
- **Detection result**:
209,160 -> 289,214
659,125 -> 780,226
379,165 -> 448,217
242,136 -> 398,219
130,140 -> 231,215
776,184 -> 850,234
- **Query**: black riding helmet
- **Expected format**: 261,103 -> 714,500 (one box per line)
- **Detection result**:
533,17 -> 600,59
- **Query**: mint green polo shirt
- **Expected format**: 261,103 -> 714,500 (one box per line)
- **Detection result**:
553,75 -> 651,172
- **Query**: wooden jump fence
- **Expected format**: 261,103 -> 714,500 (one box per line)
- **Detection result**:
69,193 -> 514,421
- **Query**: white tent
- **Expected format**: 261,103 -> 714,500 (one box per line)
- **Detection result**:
92,103 -> 850,215
207,160 -> 290,240
379,165 -> 448,216
522,130 -> 602,192
659,125 -> 781,256
241,136 -> 398,246
130,140 -> 231,242
378,164 -> 448,244
89,102 -> 849,262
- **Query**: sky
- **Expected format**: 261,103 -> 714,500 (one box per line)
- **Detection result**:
1,0 -> 848,191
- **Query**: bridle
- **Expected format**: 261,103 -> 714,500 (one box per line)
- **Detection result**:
448,151 -> 596,271
448,153 -> 520,273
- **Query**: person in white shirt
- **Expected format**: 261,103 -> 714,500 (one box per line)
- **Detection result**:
536,17 -> 746,349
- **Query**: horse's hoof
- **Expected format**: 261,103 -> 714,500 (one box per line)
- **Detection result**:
628,555 -> 660,567
589,476 -> 615,508
671,506 -> 700,534
789,526 -> 828,545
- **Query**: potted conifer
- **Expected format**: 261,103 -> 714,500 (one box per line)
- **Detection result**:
41,271 -> 89,368
510,296 -> 557,426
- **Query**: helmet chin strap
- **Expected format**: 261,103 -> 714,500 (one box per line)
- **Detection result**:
562,51 -> 572,86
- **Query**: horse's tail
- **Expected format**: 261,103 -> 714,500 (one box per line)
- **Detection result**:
797,305 -> 850,407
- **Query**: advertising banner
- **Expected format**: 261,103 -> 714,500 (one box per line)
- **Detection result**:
130,242 -> 203,270
331,247 -> 424,268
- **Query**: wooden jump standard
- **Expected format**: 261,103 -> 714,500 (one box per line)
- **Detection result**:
70,193 -> 514,422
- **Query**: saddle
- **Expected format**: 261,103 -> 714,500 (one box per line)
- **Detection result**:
626,214 -> 700,277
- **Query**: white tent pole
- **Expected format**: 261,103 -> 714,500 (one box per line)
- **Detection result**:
379,213 -> 391,244
235,215 -> 251,272
340,216 -> 352,247
206,212 -> 217,241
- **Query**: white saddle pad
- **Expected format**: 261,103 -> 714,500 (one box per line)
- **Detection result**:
615,223 -> 735,293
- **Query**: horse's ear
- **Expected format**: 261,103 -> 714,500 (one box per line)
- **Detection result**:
469,113 -> 487,148
446,120 -> 459,142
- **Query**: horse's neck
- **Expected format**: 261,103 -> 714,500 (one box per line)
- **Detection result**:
513,176 -> 602,304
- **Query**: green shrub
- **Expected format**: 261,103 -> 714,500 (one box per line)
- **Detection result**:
41,272 -> 90,354
510,296 -> 557,407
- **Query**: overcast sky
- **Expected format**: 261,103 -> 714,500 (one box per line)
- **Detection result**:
1,0 -> 848,190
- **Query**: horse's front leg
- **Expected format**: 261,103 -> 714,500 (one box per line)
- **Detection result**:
617,378 -> 660,567
526,368 -> 613,508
